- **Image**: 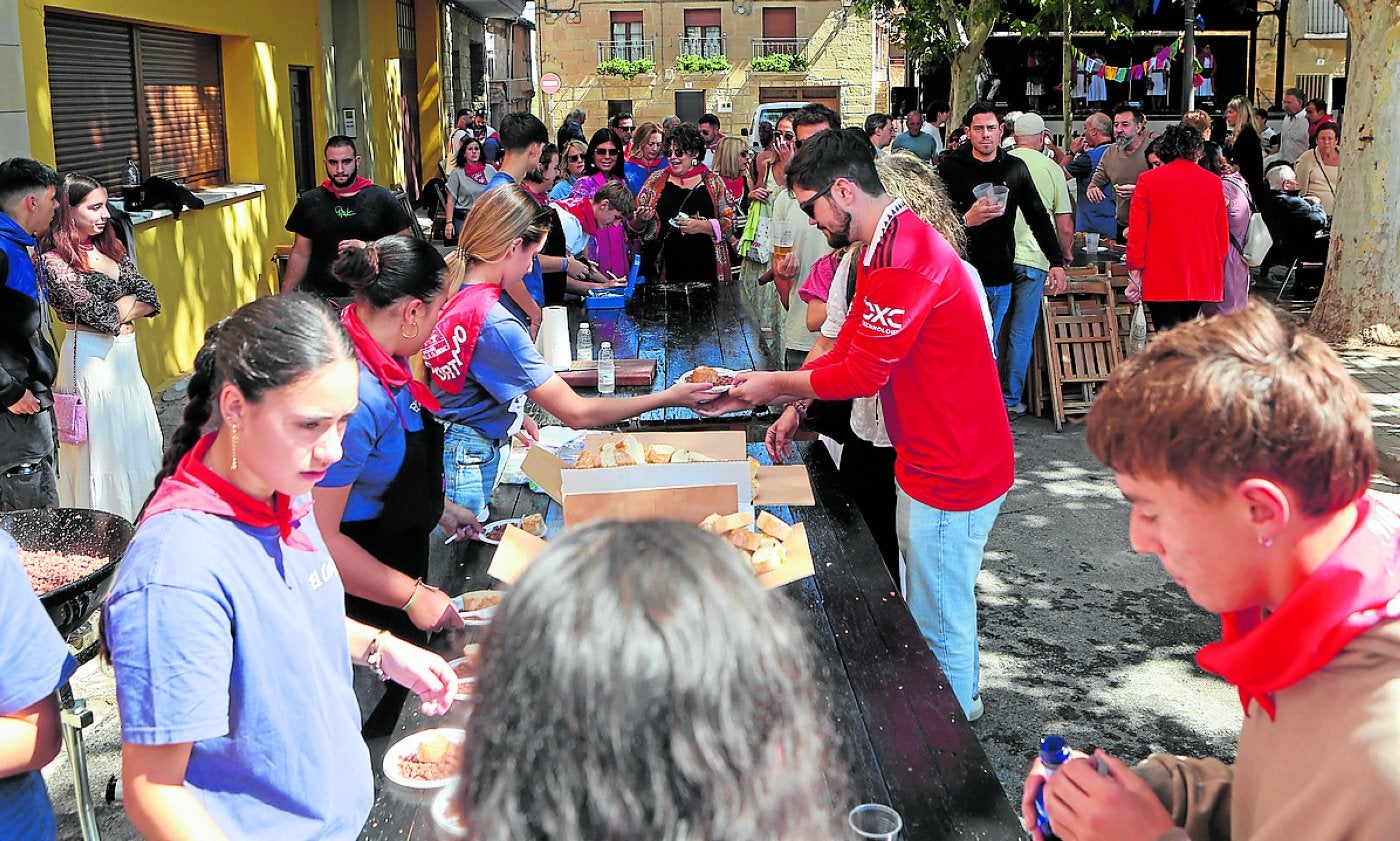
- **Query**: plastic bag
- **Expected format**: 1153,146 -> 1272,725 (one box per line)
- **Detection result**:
1127,303 -> 1148,356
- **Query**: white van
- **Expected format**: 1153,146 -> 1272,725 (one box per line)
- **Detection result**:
742,101 -> 809,148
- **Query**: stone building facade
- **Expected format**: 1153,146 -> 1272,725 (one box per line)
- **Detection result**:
534,0 -> 890,137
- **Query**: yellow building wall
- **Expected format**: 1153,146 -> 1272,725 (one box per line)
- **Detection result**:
536,2 -> 885,138
416,0 -> 445,178
18,0 -> 328,391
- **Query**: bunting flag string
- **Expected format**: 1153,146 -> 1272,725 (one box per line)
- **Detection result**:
1072,36 -> 1196,83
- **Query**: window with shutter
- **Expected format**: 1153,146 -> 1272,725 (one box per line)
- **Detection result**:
44,11 -> 228,189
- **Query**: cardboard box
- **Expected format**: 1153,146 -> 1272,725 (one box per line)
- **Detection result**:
522,430 -> 812,528
486,518 -> 815,591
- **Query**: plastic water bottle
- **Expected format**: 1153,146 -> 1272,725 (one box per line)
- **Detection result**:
597,341 -> 615,394
576,321 -> 593,362
122,157 -> 143,212
1035,735 -> 1072,839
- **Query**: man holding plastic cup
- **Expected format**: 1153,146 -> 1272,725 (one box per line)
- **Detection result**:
938,102 -> 1066,371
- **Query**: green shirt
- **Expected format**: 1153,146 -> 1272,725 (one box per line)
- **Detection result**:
1009,148 -> 1071,272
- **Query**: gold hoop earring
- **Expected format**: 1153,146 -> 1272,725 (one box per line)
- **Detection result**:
230,424 -> 239,471
401,321 -> 420,339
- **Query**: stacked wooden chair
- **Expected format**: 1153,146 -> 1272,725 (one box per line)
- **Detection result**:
1027,269 -> 1121,431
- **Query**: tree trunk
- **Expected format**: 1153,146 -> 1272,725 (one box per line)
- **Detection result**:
947,10 -> 997,125
1308,0 -> 1400,344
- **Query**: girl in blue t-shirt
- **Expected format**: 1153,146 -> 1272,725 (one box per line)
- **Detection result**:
422,187 -> 717,520
105,295 -> 456,840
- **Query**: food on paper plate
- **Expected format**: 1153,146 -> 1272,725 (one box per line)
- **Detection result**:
686,366 -> 737,387
568,434 -> 720,469
456,643 -> 482,679
700,510 -> 799,576
520,513 -> 545,536
19,549 -> 107,596
398,731 -> 464,783
458,590 -> 503,613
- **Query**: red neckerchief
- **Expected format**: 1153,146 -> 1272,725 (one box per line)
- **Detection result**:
321,177 -> 375,199
668,163 -> 708,180
420,283 -> 502,395
338,304 -> 442,416
462,163 -> 488,185
555,196 -> 598,235
142,433 -> 316,552
629,154 -> 662,169
1196,492 -> 1400,719
523,186 -> 550,205
721,174 -> 745,201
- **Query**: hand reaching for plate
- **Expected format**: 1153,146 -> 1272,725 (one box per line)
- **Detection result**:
379,635 -> 458,716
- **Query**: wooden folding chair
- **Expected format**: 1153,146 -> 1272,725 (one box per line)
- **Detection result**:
1038,278 -> 1120,431
391,183 -> 430,242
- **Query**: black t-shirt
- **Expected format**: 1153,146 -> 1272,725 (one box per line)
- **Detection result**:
284,185 -> 413,298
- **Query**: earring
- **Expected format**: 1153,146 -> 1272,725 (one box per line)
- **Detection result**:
230,424 -> 239,471
401,321 -> 420,339
1257,534 -> 1272,548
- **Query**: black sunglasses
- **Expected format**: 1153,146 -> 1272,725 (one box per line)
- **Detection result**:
799,181 -> 837,218
595,148 -> 619,156
567,154 -> 584,162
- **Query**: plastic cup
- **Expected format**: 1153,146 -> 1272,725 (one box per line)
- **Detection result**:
1085,232 -> 1100,252
848,803 -> 903,840
771,220 -> 796,250
972,182 -> 1010,211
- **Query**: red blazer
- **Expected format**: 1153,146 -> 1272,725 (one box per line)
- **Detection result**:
1126,159 -> 1229,303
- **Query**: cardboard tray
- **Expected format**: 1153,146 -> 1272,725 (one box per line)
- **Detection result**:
487,518 -> 815,591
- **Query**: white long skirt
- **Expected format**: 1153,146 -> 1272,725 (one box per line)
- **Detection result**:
56,331 -> 162,523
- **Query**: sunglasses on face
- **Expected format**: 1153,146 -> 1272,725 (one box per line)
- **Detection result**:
567,154 -> 584,162
595,148 -> 619,156
799,181 -> 837,218
779,131 -> 796,141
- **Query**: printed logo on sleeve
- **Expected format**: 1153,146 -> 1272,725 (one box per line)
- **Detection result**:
861,300 -> 906,336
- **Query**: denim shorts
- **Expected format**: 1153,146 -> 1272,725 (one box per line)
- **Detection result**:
442,422 -> 508,521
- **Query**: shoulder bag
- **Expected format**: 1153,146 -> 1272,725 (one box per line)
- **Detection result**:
1225,178 -> 1272,268
35,259 -> 88,444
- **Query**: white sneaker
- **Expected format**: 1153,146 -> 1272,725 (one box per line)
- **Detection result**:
966,694 -> 984,722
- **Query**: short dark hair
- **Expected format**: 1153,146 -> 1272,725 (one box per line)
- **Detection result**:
1306,98 -> 1327,112
325,135 -> 357,154
1156,123 -> 1203,163
864,113 -> 890,136
608,112 -> 634,127
785,128 -> 885,197
1313,120 -> 1340,140
698,113 -> 721,128
662,123 -> 706,159
498,112 -> 549,153
1112,104 -> 1146,124
961,100 -> 999,129
930,100 -> 950,114
792,103 -> 840,131
842,126 -> 878,159
1197,140 -> 1226,176
0,157 -> 61,210
592,180 -> 636,215
455,108 -> 471,121
1284,87 -> 1307,101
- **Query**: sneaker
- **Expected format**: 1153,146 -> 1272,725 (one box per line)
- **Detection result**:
1006,403 -> 1027,418
966,694 -> 984,722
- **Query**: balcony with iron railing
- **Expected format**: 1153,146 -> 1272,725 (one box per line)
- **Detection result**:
677,34 -> 726,59
597,38 -> 656,63
751,37 -> 810,60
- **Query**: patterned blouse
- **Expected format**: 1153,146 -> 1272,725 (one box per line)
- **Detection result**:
38,252 -> 161,335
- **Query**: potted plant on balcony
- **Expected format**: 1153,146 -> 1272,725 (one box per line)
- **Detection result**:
596,57 -> 656,79
675,54 -> 730,73
751,53 -> 809,73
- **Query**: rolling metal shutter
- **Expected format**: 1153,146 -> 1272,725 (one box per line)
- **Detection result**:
45,13 -> 139,190
137,25 -> 228,186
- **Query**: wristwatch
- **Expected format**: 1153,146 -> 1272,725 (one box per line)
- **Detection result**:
366,630 -> 391,682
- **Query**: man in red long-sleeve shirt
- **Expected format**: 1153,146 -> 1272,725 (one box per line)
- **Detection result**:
702,130 -> 1014,722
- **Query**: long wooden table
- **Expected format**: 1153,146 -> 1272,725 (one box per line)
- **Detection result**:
358,282 -> 1023,840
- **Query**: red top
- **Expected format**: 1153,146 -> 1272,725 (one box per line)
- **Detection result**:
1126,159 -> 1229,303
806,203 -> 1014,511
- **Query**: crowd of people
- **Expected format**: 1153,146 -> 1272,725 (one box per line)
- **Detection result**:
3,78 -> 1396,841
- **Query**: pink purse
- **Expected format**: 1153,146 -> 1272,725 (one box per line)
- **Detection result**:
54,329 -> 87,445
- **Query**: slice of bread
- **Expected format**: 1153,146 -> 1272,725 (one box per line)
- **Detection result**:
618,435 -> 647,466
709,511 -> 753,533
751,541 -> 785,574
573,448 -> 600,469
612,442 -> 638,467
645,443 -> 676,464
599,444 -> 617,468
755,510 -> 793,541
698,513 -> 725,534
726,528 -> 762,552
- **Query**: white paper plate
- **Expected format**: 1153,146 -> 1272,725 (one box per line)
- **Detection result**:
677,366 -> 742,394
474,518 -> 548,545
1081,245 -> 1109,253
432,781 -> 468,838
453,590 -> 504,625
447,656 -> 478,700
383,728 -> 466,789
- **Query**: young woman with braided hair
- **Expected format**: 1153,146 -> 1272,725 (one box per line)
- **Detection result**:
105,294 -> 456,840
311,234 -> 477,736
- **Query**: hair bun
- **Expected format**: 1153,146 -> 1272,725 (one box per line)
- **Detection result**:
333,244 -> 381,292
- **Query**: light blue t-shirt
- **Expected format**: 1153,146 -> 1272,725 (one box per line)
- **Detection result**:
319,360 -> 424,522
104,509 -> 373,840
0,531 -> 76,841
433,303 -> 555,440
891,130 -> 937,162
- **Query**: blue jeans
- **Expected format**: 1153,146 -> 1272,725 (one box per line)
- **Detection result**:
443,423 -> 508,521
1003,265 -> 1047,407
985,283 -> 1012,359
896,483 -> 1007,716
